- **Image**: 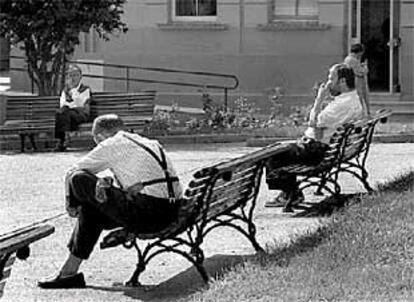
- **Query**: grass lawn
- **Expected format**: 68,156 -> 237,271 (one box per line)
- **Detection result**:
189,172 -> 414,302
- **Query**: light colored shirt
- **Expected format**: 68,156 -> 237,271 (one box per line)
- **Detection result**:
344,54 -> 370,113
65,131 -> 183,199
344,54 -> 368,78
304,90 -> 363,144
60,83 -> 91,108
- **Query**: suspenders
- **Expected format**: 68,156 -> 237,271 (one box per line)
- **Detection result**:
122,134 -> 178,199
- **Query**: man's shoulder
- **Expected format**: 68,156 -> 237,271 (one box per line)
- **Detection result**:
344,55 -> 359,67
115,131 -> 160,147
336,90 -> 358,101
78,84 -> 91,93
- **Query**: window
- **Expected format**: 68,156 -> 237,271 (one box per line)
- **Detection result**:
273,0 -> 318,20
173,0 -> 217,21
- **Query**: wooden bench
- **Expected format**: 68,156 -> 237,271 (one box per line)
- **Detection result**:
0,224 -> 54,298
0,92 -> 156,152
98,109 -> 392,286
267,109 -> 392,198
0,95 -> 57,151
100,143 -> 289,286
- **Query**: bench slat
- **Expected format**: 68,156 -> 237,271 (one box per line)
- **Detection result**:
202,189 -> 253,221
0,225 -> 55,255
209,170 -> 257,195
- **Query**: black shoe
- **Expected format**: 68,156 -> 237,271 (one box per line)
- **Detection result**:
282,206 -> 294,213
38,273 -> 86,289
264,191 -> 290,208
290,190 -> 305,207
282,190 -> 305,213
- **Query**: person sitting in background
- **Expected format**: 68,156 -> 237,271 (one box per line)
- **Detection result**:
39,114 -> 183,288
344,43 -> 370,116
264,63 -> 364,212
54,64 -> 91,151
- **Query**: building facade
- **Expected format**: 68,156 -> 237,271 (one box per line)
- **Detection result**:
5,0 -> 414,113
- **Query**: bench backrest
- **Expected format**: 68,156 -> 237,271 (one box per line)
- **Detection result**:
315,109 -> 392,168
318,125 -> 353,168
340,109 -> 392,162
4,91 -> 156,123
5,96 -> 58,121
90,91 -> 156,120
184,143 -> 288,224
186,160 -> 262,224
341,122 -> 372,161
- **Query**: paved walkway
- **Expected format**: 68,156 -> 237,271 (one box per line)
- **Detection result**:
1,143 -> 414,302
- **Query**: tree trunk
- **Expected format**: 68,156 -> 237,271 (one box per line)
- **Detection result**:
24,40 -> 66,96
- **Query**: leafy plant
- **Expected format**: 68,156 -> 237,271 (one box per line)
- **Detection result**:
0,0 -> 128,95
144,110 -> 171,136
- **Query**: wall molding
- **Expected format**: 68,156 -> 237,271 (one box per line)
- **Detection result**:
157,22 -> 229,31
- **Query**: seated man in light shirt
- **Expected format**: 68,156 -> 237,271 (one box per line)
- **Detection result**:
265,63 -> 364,212
39,114 -> 183,289
54,64 -> 92,151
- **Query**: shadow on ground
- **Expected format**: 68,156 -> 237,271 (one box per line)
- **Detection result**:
294,192 -> 364,217
87,253 -> 252,301
85,193 -> 367,301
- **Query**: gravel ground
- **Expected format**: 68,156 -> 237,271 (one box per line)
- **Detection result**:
1,142 -> 414,302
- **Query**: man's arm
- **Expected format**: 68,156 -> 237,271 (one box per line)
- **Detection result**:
64,167 -> 81,217
59,90 -> 68,108
64,143 -> 111,216
70,86 -> 91,113
309,82 -> 331,127
79,87 -> 91,115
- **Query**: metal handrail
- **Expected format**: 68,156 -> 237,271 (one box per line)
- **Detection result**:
9,55 -> 239,110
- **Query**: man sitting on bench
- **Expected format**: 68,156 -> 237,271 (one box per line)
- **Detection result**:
54,64 -> 91,152
39,114 -> 183,288
265,63 -> 364,212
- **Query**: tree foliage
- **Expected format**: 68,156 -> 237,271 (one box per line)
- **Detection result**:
0,0 -> 128,95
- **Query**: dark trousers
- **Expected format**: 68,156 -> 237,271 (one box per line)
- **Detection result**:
67,171 -> 180,259
55,107 -> 89,141
265,140 -> 329,192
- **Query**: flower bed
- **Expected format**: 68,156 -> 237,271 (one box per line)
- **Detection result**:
144,91 -> 310,139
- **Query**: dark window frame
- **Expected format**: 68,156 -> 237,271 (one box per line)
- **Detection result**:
271,0 -> 319,21
171,0 -> 217,22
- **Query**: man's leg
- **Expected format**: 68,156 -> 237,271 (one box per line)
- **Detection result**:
265,140 -> 328,211
68,109 -> 89,131
39,171 -> 125,288
265,143 -> 307,211
66,171 -> 130,261
54,107 -> 71,151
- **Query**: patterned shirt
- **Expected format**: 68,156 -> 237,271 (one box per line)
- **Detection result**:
304,90 -> 363,144
60,83 -> 91,109
66,131 -> 183,199
344,54 -> 370,107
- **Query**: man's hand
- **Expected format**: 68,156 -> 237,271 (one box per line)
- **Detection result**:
309,81 -> 332,126
65,193 -> 81,217
316,81 -> 332,103
66,205 -> 81,218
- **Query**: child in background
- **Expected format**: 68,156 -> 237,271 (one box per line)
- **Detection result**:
344,43 -> 370,116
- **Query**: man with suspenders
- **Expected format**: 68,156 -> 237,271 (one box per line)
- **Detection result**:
39,114 -> 183,288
